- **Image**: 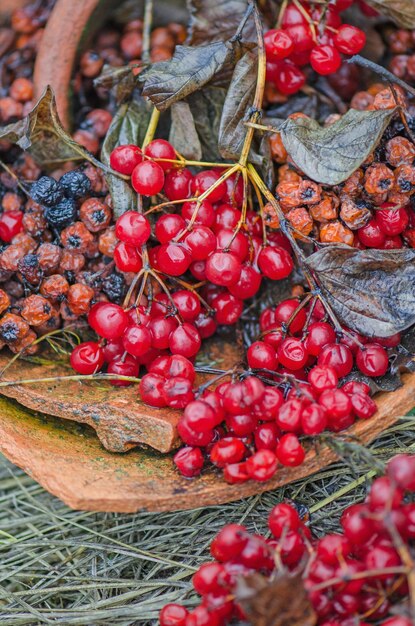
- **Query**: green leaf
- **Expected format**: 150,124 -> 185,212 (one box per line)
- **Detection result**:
279,107 -> 397,185
101,92 -> 152,218
365,0 -> 415,28
140,41 -> 237,111
168,101 -> 202,161
0,86 -> 106,170
306,246 -> 415,337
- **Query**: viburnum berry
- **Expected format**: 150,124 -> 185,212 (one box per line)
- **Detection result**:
184,226 -> 216,260
304,322 -> 336,356
308,365 -> 338,394
164,376 -> 195,409
115,211 -> 151,246
131,160 -> 165,195
264,28 -> 294,60
258,246 -> 293,280
169,323 -> 201,357
205,252 -> 242,287
0,210 -> 23,242
122,324 -> 152,357
157,243 -> 192,276
358,218 -> 386,247
310,45 -> 342,75
318,343 -> 353,377
210,524 -> 248,562
210,437 -> 246,468
350,392 -> 377,419
276,433 -> 305,466
319,388 -> 352,420
356,343 -> 389,377
144,139 -> 176,171
387,454 -> 415,491
173,447 -> 204,478
277,337 -> 308,370
159,603 -> 188,626
252,387 -> 284,421
376,206 -> 409,236
191,170 -> 226,203
245,449 -> 278,482
301,403 -> 327,435
113,241 -> 143,272
184,400 -> 219,432
247,341 -> 278,370
139,373 -> 167,407
109,144 -> 142,175
164,168 -> 193,201
88,302 -> 129,339
228,264 -> 262,299
274,299 -> 307,334
182,200 -> 215,227
70,341 -> 104,374
107,355 -> 139,386
334,24 -> 366,55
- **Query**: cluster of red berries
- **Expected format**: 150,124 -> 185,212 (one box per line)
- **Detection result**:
264,1 -> 367,96
160,454 -> 415,626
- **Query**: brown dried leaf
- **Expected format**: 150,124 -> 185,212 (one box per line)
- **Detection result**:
187,86 -> 227,162
306,246 -> 415,338
169,101 -> 202,161
365,0 -> 415,28
187,0 -> 255,45
236,572 -> 317,626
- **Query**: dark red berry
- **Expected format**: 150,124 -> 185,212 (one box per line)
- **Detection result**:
110,144 -> 142,175
88,302 -> 129,339
70,341 -> 104,374
131,160 -> 165,196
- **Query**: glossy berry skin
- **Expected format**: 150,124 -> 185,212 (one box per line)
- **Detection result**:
192,562 -> 229,595
184,400 -> 219,432
210,524 -> 248,562
210,437 -> 246,468
155,213 -> 186,244
319,389 -> 352,420
172,290 -> 201,322
139,373 -> 167,407
0,210 -> 23,242
164,168 -> 193,201
122,324 -> 152,357
274,299 -> 307,334
356,343 -> 389,377
88,302 -> 129,340
182,200 -> 215,228
131,160 -> 165,195
317,343 -> 353,377
191,170 -> 226,203
258,246 -> 293,280
169,323 -> 201,357
107,355 -> 139,386
144,139 -> 176,171
351,393 -> 377,419
246,449 -> 278,482
70,341 -> 105,375
157,244 -> 192,276
305,322 -> 336,356
308,366 -> 338,394
228,264 -> 262,299
264,28 -> 294,60
358,218 -> 385,247
115,211 -> 151,246
110,144 -> 142,175
387,454 -> 415,491
277,338 -> 308,370
301,404 -> 327,435
334,25 -> 366,55
173,447 -> 204,478
310,45 -> 342,75
114,242 -> 143,272
247,341 -> 278,370
268,503 -> 300,538
159,603 -> 188,626
274,61 -> 306,95
164,377 -> 195,409
276,434 -> 305,466
205,252 -> 242,287
184,226 -> 216,260
376,207 -> 409,236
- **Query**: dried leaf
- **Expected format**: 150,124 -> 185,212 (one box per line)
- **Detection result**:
169,101 -> 202,161
218,50 -> 257,161
365,0 -> 415,28
279,108 -> 397,185
140,41 -> 237,112
187,86 -> 227,162
236,572 -> 317,626
306,246 -> 415,338
0,86 -> 103,169
187,0 -> 255,45
94,64 -> 137,104
101,93 -> 152,218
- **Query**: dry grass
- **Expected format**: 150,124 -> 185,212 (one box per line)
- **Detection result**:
0,416 -> 414,626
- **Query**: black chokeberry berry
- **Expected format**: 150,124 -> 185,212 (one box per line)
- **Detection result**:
102,272 -> 126,303
60,170 -> 91,199
30,176 -> 64,207
44,198 -> 77,229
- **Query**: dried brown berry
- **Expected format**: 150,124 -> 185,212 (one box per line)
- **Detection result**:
37,243 -> 62,272
0,289 -> 10,315
67,283 -> 95,316
0,312 -> 29,343
98,227 -> 117,257
59,250 -> 86,274
60,221 -> 94,254
364,163 -> 394,195
79,198 -> 112,232
21,294 -> 53,326
320,221 -> 354,245
340,198 -> 372,230
40,274 -> 70,301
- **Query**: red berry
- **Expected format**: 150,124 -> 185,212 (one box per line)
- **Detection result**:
308,365 -> 338,394
184,226 -> 216,260
192,562 -> 229,595
191,170 -> 226,203
88,302 -> 129,339
387,454 -> 415,491
368,476 -> 404,511
109,144 -> 142,175
210,437 -> 246,468
310,45 -> 342,75
194,313 -> 217,339
169,323 -> 201,357
317,534 -> 351,566
185,605 -> 220,626
252,387 -> 284,421
376,207 -> 409,236
358,218 -> 386,247
157,243 -> 192,275
334,24 -> 366,55
268,503 -> 300,538
139,372 -> 167,407
228,264 -> 262,299
113,241 -> 143,272
172,290 -> 201,322
285,24 -> 314,53
223,462 -> 249,484
184,400 -> 219,432
177,418 -> 213,446
247,341 -> 278,370
210,524 -> 248,561
149,316 -> 178,350
173,447 -> 204,478
277,337 -> 308,370
317,343 -> 353,377
341,503 -> 373,545
107,355 -> 139,386
254,422 -> 280,450
226,413 -> 257,437
276,433 -> 305,466
356,343 -> 388,377
155,213 -> 186,243
144,139 -> 176,171
102,338 -> 124,362
246,449 -> 278,482
277,398 -> 304,433
275,298 -> 307,334
350,392 -> 377,419
319,389 -> 352,420
182,200 -> 215,227
131,160 -> 165,195
258,246 -> 293,280
281,3 -> 310,27
206,252 -> 242,287
0,210 -> 23,242
274,61 -> 306,94
301,403 -> 327,435
164,376 -> 195,408
164,354 -> 196,381
123,324 -> 152,357
164,168 -> 193,201
264,28 -> 294,60
115,211 -> 151,246
342,380 -> 371,395
70,341 -> 105,374
159,603 -> 188,626
304,322 -> 336,356
216,228 -> 249,261
214,204 -> 241,232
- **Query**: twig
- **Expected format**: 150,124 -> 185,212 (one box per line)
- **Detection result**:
141,0 -> 153,64
347,55 -> 415,99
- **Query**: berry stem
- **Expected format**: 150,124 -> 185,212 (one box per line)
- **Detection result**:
142,107 -> 161,149
347,54 -> 415,98
141,0 -> 153,64
0,373 -> 142,387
